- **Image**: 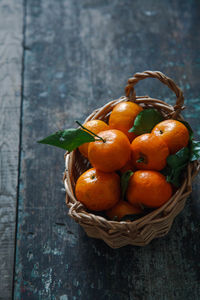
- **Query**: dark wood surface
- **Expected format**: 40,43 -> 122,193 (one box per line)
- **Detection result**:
0,0 -> 200,299
0,0 -> 23,299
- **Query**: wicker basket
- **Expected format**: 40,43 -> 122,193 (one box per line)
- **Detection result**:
64,71 -> 200,248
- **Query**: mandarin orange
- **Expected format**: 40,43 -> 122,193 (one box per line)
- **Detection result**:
75,168 -> 120,211
78,119 -> 109,157
131,133 -> 169,171
127,170 -> 172,208
152,119 -> 189,154
109,101 -> 143,141
88,129 -> 131,172
106,200 -> 142,221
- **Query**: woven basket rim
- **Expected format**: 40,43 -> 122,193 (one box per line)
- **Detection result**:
64,94 -> 200,227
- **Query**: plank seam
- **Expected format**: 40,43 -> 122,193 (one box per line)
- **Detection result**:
12,0 -> 27,299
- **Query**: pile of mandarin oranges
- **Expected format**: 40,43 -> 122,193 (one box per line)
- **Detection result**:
75,101 -> 189,221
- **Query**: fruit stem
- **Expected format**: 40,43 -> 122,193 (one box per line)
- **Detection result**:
76,121 -> 106,143
136,157 -> 145,163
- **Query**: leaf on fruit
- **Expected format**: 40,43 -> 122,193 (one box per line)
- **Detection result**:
166,163 -> 188,187
164,147 -> 190,187
178,120 -> 200,161
190,140 -> 200,161
180,120 -> 194,141
121,170 -> 133,200
38,128 -> 95,151
129,108 -> 164,135
167,147 -> 190,168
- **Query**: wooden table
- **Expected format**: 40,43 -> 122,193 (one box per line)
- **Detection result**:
1,0 -> 200,299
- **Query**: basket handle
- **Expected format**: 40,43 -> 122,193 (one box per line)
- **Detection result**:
125,71 -> 184,116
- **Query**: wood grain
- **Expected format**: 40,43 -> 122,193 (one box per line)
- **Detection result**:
14,0 -> 200,299
0,0 -> 23,299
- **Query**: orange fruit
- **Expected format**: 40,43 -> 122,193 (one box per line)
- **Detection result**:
127,170 -> 172,208
131,133 -> 169,171
88,129 -> 131,172
106,200 -> 142,221
152,119 -> 189,154
75,168 -> 120,211
78,119 -> 109,157
109,101 -> 143,141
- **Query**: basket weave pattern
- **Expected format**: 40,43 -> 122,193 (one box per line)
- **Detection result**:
64,71 -> 200,248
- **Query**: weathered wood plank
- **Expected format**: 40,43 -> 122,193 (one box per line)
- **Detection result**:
14,0 -> 200,299
0,0 -> 23,299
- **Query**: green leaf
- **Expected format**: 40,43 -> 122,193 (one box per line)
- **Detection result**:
167,147 -> 190,168
129,108 -> 164,135
120,170 -> 133,200
166,163 -> 188,187
178,120 -> 200,161
180,120 -> 194,141
38,128 -> 95,151
160,165 -> 171,177
165,147 -> 190,187
190,140 -> 200,161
